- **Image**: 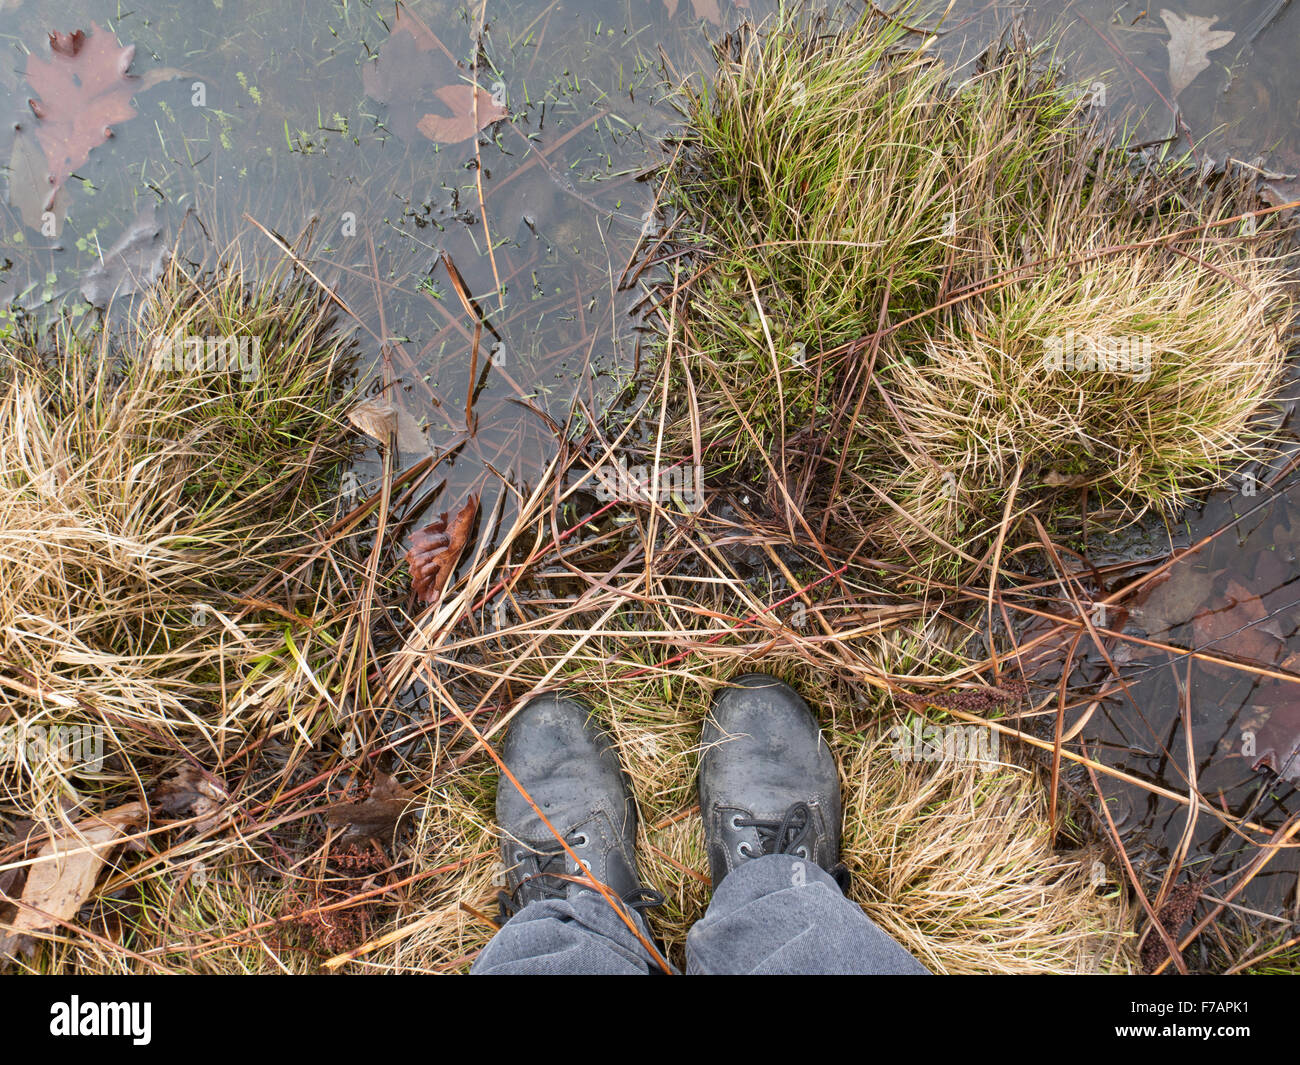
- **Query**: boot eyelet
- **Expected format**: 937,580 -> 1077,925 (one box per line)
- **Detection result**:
729,814 -> 743,831
795,846 -> 809,859
571,833 -> 589,848
738,842 -> 754,858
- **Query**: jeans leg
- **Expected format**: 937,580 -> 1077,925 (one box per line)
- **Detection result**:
685,853 -> 930,975
471,891 -> 664,975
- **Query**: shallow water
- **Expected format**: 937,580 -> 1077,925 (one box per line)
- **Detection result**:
1023,473 -> 1300,937
4,0 -> 1300,942
0,0 -> 738,516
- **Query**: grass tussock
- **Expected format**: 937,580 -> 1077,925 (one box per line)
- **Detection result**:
0,256 -> 358,829
662,8 -> 1299,575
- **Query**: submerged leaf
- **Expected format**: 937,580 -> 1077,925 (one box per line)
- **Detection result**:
1160,10 -> 1235,98
80,202 -> 168,306
1249,683 -> 1300,782
1191,577 -> 1286,673
662,0 -> 724,24
362,7 -> 505,144
15,23 -> 187,233
1132,567 -> 1216,636
416,85 -> 508,145
346,396 -> 433,456
362,14 -> 459,140
6,125 -> 63,232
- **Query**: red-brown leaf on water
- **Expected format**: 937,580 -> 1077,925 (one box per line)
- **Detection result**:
362,6 -> 506,144
405,495 -> 479,603
1191,577 -> 1287,676
661,0 -> 728,24
16,23 -> 186,226
416,85 -> 507,145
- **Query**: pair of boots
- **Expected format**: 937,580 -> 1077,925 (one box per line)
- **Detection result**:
495,673 -> 845,922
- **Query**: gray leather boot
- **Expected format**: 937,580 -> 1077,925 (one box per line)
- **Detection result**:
699,672 -> 848,889
496,693 -> 659,918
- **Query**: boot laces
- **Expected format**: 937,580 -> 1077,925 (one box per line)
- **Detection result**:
734,801 -> 816,859
497,835 -> 665,920
734,801 -> 851,891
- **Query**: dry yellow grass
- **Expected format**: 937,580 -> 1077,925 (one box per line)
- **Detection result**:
0,257 -> 357,831
373,664 -> 1133,974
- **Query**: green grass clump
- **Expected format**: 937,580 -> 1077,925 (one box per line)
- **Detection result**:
661,6 -> 1298,576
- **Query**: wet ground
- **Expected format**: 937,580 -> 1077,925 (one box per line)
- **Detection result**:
3,0 -> 1299,941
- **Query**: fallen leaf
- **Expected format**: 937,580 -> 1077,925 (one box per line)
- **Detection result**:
1132,567 -> 1216,635
661,0 -> 725,23
405,494 -> 478,603
152,764 -> 229,834
1245,682 -> 1300,782
1160,9 -> 1235,98
1190,579 -> 1284,681
325,772 -> 417,847
1251,549 -> 1299,631
380,3 -> 444,52
363,8 -> 505,144
0,802 -> 144,959
6,124 -> 65,232
1191,577 -> 1286,673
347,396 -> 434,456
80,202 -> 168,307
689,0 -> 723,25
14,23 -> 187,233
26,25 -> 137,190
362,9 -> 460,141
416,84 -> 508,145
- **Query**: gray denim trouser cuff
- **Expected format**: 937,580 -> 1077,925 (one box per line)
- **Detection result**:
473,853 -> 928,975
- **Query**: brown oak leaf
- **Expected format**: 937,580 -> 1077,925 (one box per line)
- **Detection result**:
16,23 -> 186,230
362,7 -> 505,144
325,772 -> 417,848
405,495 -> 479,603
